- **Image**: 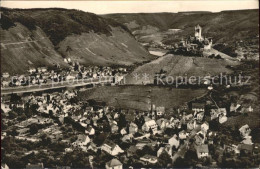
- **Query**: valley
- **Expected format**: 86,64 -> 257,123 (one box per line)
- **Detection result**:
105,10 -> 259,60
1,5 -> 259,169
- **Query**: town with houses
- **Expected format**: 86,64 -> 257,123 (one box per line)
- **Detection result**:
1,66 -> 259,168
0,2 -> 259,168
1,59 -> 127,89
1,24 -> 259,169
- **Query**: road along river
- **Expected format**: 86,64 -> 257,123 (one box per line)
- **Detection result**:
1,76 -> 114,95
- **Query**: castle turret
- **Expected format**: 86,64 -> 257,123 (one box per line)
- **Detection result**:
195,24 -> 202,41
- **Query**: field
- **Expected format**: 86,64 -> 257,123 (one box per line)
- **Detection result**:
78,85 -> 207,111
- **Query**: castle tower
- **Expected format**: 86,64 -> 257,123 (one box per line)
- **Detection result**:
195,24 -> 202,41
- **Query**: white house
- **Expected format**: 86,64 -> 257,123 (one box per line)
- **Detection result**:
106,158 -> 123,169
218,108 -> 227,116
201,122 -> 209,132
196,112 -> 204,121
72,135 -> 90,147
1,163 -> 9,169
241,136 -> 253,145
2,72 -> 10,78
187,120 -> 197,131
183,114 -> 193,123
1,103 -> 11,113
192,102 -> 205,113
195,133 -> 205,145
219,114 -> 227,124
39,67 -> 47,73
210,109 -> 219,120
111,124 -> 119,133
121,134 -> 133,143
211,108 -> 227,119
224,144 -> 240,154
105,159 -> 123,169
85,126 -> 95,136
129,122 -> 138,134
179,130 -> 187,140
114,74 -> 124,85
65,148 -> 73,153
140,154 -> 158,164
101,140 -> 124,156
156,118 -> 168,130
142,120 -> 158,134
1,81 -> 9,87
239,124 -> 251,138
120,128 -> 127,135
230,103 -> 241,112
66,75 -> 75,80
28,68 -> 36,74
247,106 -> 253,113
157,145 -> 172,157
168,134 -> 180,148
196,144 -> 209,159
26,163 -> 44,169
156,106 -> 165,116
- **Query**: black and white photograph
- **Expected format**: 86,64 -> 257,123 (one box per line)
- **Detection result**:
0,0 -> 259,168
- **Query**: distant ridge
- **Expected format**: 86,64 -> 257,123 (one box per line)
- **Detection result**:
178,11 -> 212,13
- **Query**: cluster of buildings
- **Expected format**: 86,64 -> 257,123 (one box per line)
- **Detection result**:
1,62 -> 127,88
148,25 -> 214,56
1,85 -> 257,168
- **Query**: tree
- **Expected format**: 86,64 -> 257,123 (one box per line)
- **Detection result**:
202,157 -> 212,166
1,14 -> 15,30
69,97 -> 79,104
142,145 -> 155,156
40,134 -> 52,146
93,133 -> 107,146
1,120 -> 7,130
118,113 -> 127,129
18,113 -> 27,121
174,157 -> 189,167
7,128 -> 18,136
29,123 -> 39,135
10,93 -> 21,103
8,111 -> 18,119
158,151 -> 172,167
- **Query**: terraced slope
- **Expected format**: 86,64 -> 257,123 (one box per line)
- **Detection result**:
1,8 -> 154,75
125,54 -> 239,84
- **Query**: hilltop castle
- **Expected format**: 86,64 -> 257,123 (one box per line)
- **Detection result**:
194,24 -> 213,50
172,24 -> 213,56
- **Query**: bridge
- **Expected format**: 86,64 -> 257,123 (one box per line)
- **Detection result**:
1,76 -> 114,95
